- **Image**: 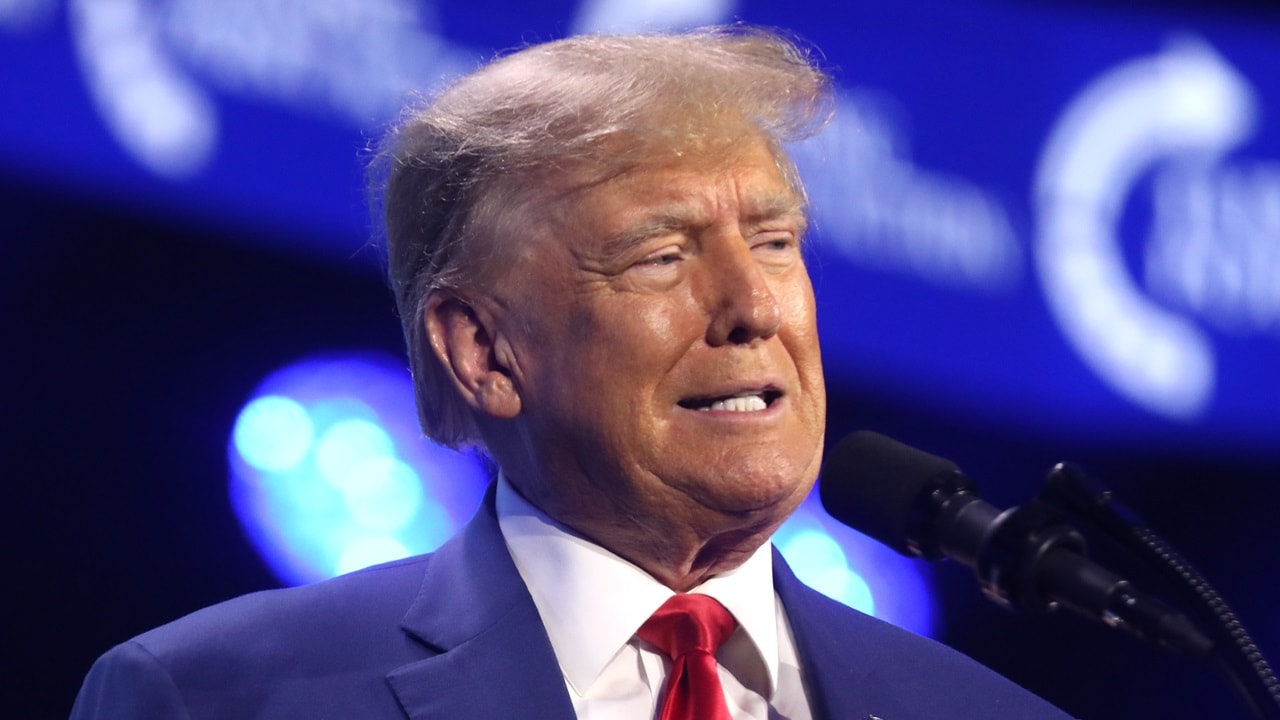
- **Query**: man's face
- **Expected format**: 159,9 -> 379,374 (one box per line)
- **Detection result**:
492,138 -> 826,544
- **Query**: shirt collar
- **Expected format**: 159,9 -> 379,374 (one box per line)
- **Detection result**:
495,475 -> 780,697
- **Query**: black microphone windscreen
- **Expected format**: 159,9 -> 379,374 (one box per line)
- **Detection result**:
819,431 -> 962,556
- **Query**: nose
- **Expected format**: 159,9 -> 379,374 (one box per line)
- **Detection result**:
704,239 -> 782,346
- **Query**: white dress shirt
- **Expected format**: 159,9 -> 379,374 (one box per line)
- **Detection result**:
496,477 -> 814,720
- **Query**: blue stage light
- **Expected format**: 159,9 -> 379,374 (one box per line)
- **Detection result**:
776,499 -> 936,638
228,353 -> 490,586
233,395 -> 314,472
335,536 -> 412,577
315,417 -> 395,492
340,456 -> 424,532
779,528 -> 876,614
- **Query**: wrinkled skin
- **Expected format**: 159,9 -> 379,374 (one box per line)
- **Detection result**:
428,138 -> 826,590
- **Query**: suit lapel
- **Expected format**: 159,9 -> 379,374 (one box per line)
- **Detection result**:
388,486 -> 576,720
773,549 -> 913,720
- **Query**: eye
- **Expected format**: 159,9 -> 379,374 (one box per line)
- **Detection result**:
752,233 -> 797,253
637,247 -> 684,267
750,232 -> 800,269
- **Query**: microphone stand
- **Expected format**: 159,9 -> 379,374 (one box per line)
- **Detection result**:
1038,464 -> 1280,720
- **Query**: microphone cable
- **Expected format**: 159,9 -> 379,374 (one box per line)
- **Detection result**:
1039,464 -> 1280,720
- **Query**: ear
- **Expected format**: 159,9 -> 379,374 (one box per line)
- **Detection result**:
423,292 -> 522,420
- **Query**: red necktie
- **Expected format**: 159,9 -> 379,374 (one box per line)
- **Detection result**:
638,593 -> 738,720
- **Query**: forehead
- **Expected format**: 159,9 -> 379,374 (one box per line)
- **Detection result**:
544,138 -> 804,240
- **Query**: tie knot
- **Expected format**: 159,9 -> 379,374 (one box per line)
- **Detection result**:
638,594 -> 737,660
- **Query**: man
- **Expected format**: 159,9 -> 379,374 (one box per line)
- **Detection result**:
72,27 -> 1072,718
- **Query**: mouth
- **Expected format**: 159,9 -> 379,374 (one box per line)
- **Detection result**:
677,388 -> 783,413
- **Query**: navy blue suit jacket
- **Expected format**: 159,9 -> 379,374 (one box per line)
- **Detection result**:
72,489 -> 1073,719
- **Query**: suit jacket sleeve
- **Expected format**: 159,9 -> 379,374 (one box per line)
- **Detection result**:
71,641 -> 191,720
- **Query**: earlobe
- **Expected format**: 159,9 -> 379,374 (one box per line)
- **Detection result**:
423,292 -> 522,420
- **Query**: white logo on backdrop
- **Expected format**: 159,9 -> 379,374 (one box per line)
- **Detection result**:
68,0 -> 218,178
53,0 -> 1020,296
0,0 -> 55,29
1035,39 -> 1271,420
1145,141 -> 1280,337
793,92 -> 1022,292
571,0 -> 734,34
59,0 -> 734,179
65,0 -> 475,179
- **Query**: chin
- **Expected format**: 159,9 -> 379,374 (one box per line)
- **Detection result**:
690,460 -> 816,517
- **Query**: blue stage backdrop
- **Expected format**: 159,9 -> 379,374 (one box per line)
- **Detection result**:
3,0 -> 1275,457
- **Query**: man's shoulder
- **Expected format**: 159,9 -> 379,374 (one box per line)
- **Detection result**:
780,577 -> 942,664
131,553 -> 434,665
778,557 -> 1075,718
72,554 -> 442,720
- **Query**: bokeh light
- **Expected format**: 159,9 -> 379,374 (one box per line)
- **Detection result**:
776,499 -> 936,638
228,352 -> 490,586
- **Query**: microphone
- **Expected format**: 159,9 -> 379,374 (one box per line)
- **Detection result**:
819,431 -> 1212,656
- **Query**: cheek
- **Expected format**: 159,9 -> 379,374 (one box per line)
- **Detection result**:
779,279 -> 821,356
633,299 -> 695,349
543,296 -> 687,431
778,278 -> 826,426
570,293 -> 698,362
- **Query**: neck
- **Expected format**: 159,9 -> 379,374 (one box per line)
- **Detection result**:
507,474 -> 794,592
621,522 -> 778,591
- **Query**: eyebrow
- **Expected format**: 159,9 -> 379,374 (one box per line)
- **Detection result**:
742,195 -> 808,233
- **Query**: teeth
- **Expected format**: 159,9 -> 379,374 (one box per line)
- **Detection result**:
700,394 -> 768,412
